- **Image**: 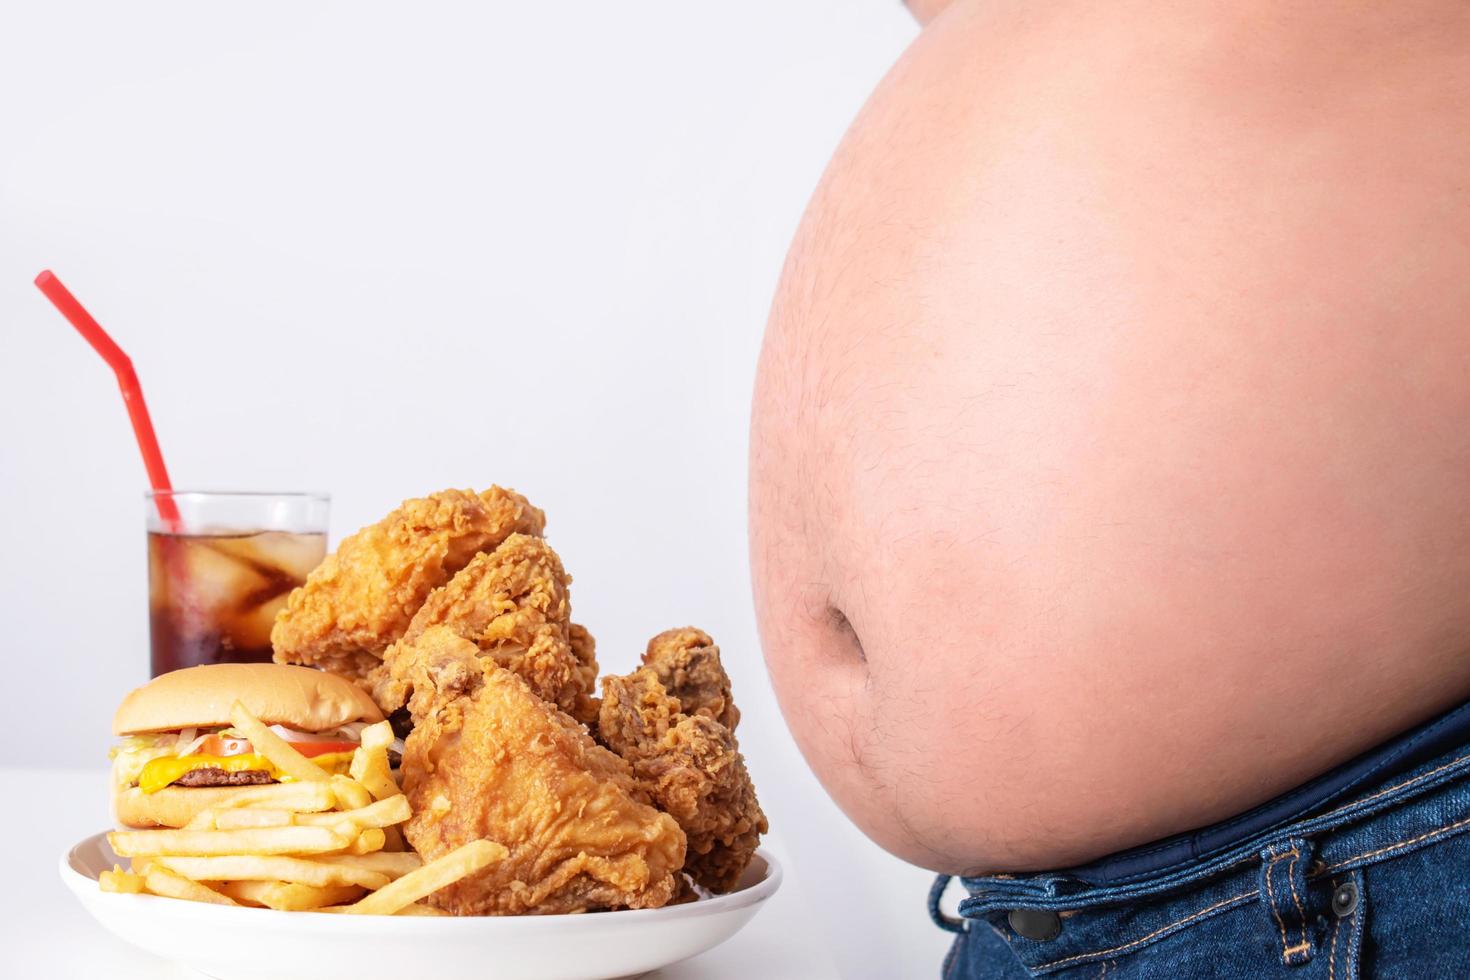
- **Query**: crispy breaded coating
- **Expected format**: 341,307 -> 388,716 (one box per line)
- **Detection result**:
370,534 -> 598,725
569,622 -> 601,725
271,487 -> 544,679
599,634 -> 766,893
396,627 -> 686,914
642,627 -> 740,732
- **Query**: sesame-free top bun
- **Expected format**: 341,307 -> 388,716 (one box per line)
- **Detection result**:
113,663 -> 383,736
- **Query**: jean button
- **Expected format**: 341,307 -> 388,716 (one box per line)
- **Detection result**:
1008,908 -> 1062,941
1331,881 -> 1359,917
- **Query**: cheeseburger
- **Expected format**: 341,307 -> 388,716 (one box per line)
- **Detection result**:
111,663 -> 386,828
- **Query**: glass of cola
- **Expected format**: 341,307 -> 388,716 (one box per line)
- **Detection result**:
146,491 -> 329,676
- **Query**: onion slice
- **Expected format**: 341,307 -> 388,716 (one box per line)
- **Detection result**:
175,728 -> 207,757
170,722 -> 381,759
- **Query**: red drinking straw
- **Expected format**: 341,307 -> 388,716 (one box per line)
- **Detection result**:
34,270 -> 182,528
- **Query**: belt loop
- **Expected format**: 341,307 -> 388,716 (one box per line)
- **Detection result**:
929,875 -> 968,933
1258,837 -> 1318,966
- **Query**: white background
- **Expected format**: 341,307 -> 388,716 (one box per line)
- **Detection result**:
0,2 -> 954,977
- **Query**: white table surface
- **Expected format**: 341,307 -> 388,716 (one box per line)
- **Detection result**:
5,768 -> 840,980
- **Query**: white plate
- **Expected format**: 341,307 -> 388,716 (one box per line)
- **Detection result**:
61,832 -> 781,980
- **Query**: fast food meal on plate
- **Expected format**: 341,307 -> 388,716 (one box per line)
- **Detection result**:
33,263 -> 782,977
65,486 -> 776,978
110,663 -> 386,829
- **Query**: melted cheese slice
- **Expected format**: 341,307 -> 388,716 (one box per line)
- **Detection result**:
136,751 -> 356,794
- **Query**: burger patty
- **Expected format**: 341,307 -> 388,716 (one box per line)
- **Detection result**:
171,767 -> 276,788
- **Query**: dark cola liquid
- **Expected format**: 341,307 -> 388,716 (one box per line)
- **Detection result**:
148,530 -> 326,676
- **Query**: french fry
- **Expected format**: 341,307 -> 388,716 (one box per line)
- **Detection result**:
339,828 -> 386,855
381,825 -> 406,852
215,781 -> 337,812
341,839 -> 506,915
220,879 -> 366,911
143,866 -> 237,906
217,880 -> 268,907
315,851 -> 422,879
330,775 -> 373,811
311,823 -> 383,857
361,720 -> 395,755
349,723 -> 400,801
229,702 -> 326,782
320,900 -> 446,915
312,818 -> 377,855
189,797 -> 409,834
396,902 -> 449,916
296,795 -> 411,830
99,866 -> 146,894
186,807 -> 295,831
213,808 -> 298,830
152,855 -> 392,890
348,749 -> 398,802
110,825 -> 353,858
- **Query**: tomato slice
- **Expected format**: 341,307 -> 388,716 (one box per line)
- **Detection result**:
197,734 -> 253,757
290,741 -> 359,758
193,734 -> 358,758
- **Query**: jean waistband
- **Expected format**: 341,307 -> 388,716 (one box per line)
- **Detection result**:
1067,695 -> 1470,886
943,741 -> 1470,975
929,696 -> 1470,939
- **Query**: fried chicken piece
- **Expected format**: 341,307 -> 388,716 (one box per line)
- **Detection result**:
569,622 -> 602,724
641,627 -> 740,732
272,487 -> 545,679
395,627 -> 686,914
599,639 -> 766,893
369,534 -> 599,726
669,873 -> 701,905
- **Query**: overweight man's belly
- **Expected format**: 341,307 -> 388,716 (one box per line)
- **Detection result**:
749,0 -> 1470,874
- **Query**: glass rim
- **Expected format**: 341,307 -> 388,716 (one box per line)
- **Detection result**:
145,490 -> 331,501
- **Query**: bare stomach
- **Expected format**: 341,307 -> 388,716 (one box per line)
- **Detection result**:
749,0 -> 1470,874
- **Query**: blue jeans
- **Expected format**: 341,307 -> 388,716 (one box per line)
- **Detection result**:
932,698 -> 1470,978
